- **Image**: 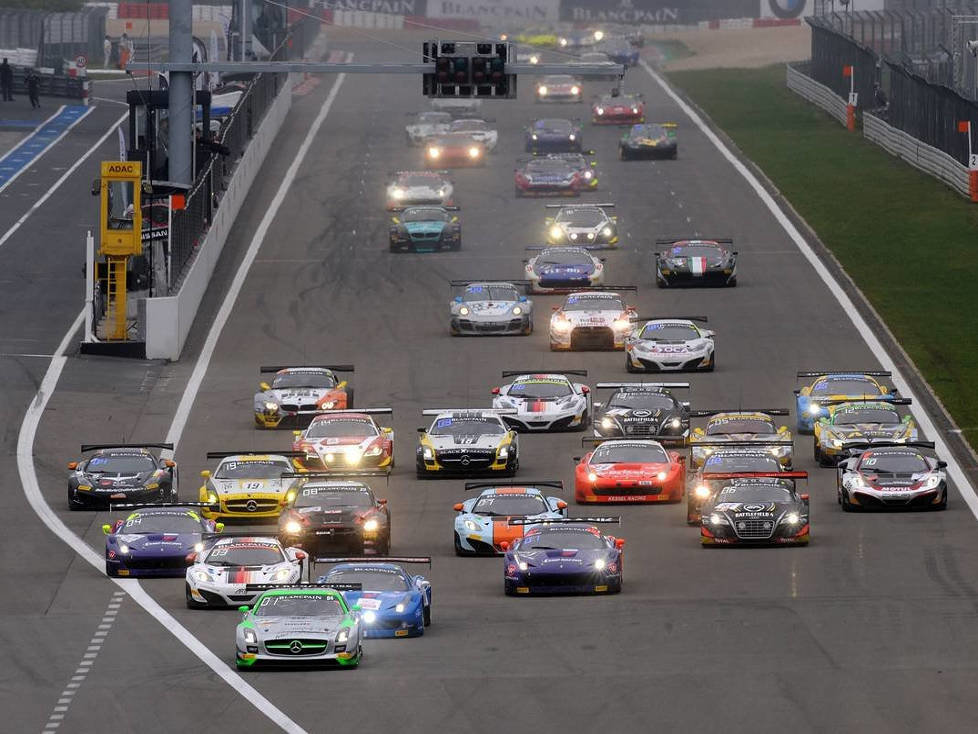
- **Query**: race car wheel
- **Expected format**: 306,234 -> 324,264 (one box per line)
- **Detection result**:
703,353 -> 716,372
933,490 -> 948,511
423,603 -> 431,627
727,276 -> 738,287
505,457 -> 519,477
656,276 -> 667,289
416,460 -> 428,480
625,356 -> 640,373
514,187 -> 524,197
504,580 -> 516,596
574,410 -> 589,432
374,536 -> 391,555
105,562 -> 118,577
522,321 -> 533,336
814,441 -> 831,467
840,490 -> 857,512
67,488 -> 83,511
185,584 -> 208,609
453,532 -> 470,557
618,148 -> 625,160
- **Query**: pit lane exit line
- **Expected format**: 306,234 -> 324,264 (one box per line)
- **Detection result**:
0,105 -> 91,194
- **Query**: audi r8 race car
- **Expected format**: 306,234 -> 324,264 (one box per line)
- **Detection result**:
404,111 -> 451,146
278,474 -> 390,555
425,133 -> 486,167
524,246 -> 605,293
449,280 -> 533,336
593,382 -> 690,438
292,409 -> 394,472
254,365 -> 354,428
794,370 -> 896,433
429,97 -> 482,117
535,75 -> 583,103
416,410 -> 519,478
235,584 -> 363,668
199,452 -> 300,521
68,443 -> 176,510
542,152 -> 599,189
315,557 -> 432,637
185,535 -> 305,608
654,238 -> 738,287
514,156 -> 585,197
447,118 -> 498,151
545,203 -> 618,246
700,473 -> 810,546
625,316 -> 715,372
619,123 -> 678,160
685,444 -> 792,524
689,411 -> 792,469
453,481 -> 568,555
592,93 -> 645,124
491,370 -> 592,432
386,170 -> 453,210
596,38 -> 640,67
526,118 -> 583,153
813,398 -> 916,466
389,205 -> 461,253
102,503 -> 220,577
837,442 -> 947,511
574,437 -> 686,503
549,288 -> 637,350
503,517 -> 624,595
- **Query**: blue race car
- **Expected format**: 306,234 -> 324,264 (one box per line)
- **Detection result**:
524,246 -> 605,294
597,39 -> 639,67
102,503 -> 221,578
794,370 -> 897,433
453,481 -> 568,555
315,557 -> 432,637
525,118 -> 583,154
389,205 -> 461,252
502,517 -> 624,595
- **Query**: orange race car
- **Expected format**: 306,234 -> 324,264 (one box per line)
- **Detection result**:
574,436 -> 686,503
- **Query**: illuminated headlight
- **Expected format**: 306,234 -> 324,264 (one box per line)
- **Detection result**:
669,418 -> 681,429
709,513 -> 727,526
324,453 -> 336,463
274,568 -> 292,581
458,305 -> 470,316
363,519 -> 379,532
464,519 -> 479,531
363,445 -> 383,457
584,170 -> 592,179
538,86 -> 548,96
559,38 -> 568,47
518,560 -> 528,571
468,146 -> 480,159
694,485 -> 710,499
631,107 -> 639,114
602,226 -> 612,237
601,417 -> 615,430
553,319 -> 572,333
568,134 -> 576,141
550,225 -> 563,240
586,232 -> 595,240
192,569 -> 211,583
596,107 -> 605,115
769,448 -> 781,456
784,512 -> 800,525
530,54 -> 539,64
807,403 -> 821,416
243,628 -> 257,644
422,447 -> 434,460
427,147 -> 441,158
362,611 -> 376,624
498,446 -> 509,459
847,475 -> 866,489
570,85 -> 580,95
828,438 -> 843,448
194,542 -> 204,553
391,188 -> 405,199
594,30 -> 604,41
613,319 -> 631,331
264,402 -> 278,412
207,492 -> 219,504
532,134 -> 538,140
437,187 -> 448,197
656,471 -> 667,481
336,629 -> 350,643
395,603 -> 405,613
570,233 -> 578,240
285,490 -> 297,503
587,471 -> 598,482
284,520 -> 302,534
512,306 -> 522,316
594,558 -> 606,570
922,475 -> 942,490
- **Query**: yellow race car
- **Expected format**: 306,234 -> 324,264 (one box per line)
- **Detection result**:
514,28 -> 558,48
198,451 -> 301,521
813,398 -> 916,466
689,410 -> 792,470
794,370 -> 896,434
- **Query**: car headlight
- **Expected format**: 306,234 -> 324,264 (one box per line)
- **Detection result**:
596,107 -> 605,115
570,85 -> 580,95
427,147 -> 440,158
694,485 -> 711,499
363,445 -> 383,457
613,319 -> 631,331
656,471 -> 667,481
568,134 -> 576,141
586,232 -> 595,240
117,543 -> 129,555
587,471 -> 598,482
464,519 -> 479,531
584,170 -> 593,179
422,446 -> 434,460
631,107 -> 639,114
458,305 -> 470,316
362,611 -> 376,624
468,146 -> 480,159
512,306 -> 522,316
529,54 -> 539,64
549,225 -> 563,240
531,134 -> 538,140
602,227 -> 612,237
362,519 -> 379,532
437,187 -> 448,197
274,568 -> 292,581
498,446 -> 509,459
395,603 -> 405,613
594,558 -> 606,570
669,417 -> 681,429
807,403 -> 821,416
207,492 -> 219,504
922,475 -> 942,490
559,38 -> 568,47
600,417 -> 615,430
194,542 -> 204,553
285,489 -> 297,503
829,438 -> 843,448
243,628 -> 257,644
538,86 -> 548,95
518,560 -> 528,571
594,30 -> 604,40
264,401 -> 278,412
336,628 -> 350,643
284,520 -> 302,534
391,188 -> 405,199
553,318 -> 572,333
709,513 -> 727,526
784,512 -> 800,525
192,569 -> 211,583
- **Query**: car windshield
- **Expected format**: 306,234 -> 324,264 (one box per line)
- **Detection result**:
461,285 -> 519,302
305,419 -> 376,438
600,94 -> 638,105
670,244 -> 722,258
811,378 -> 880,395
556,209 -> 606,226
859,451 -> 930,473
715,484 -> 793,503
294,486 -> 373,508
543,75 -> 575,85
215,459 -> 290,479
472,494 -> 548,516
834,409 -> 901,425
121,512 -> 202,534
253,594 -> 344,619
592,444 -> 668,463
704,453 -> 783,473
509,378 -> 572,398
205,542 -> 284,566
416,112 -> 449,124
323,568 -> 411,591
402,208 -> 449,223
271,372 -> 335,389
85,454 -> 156,474
400,173 -> 441,187
536,119 -> 572,132
537,250 -> 590,266
563,294 -> 622,311
608,392 -> 676,410
527,160 -> 573,174
450,119 -> 487,132
633,125 -> 666,138
430,417 -> 506,436
521,529 -> 606,549
708,419 -> 776,435
639,323 -> 699,341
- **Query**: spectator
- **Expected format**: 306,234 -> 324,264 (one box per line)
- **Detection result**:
103,35 -> 112,68
0,58 -> 13,102
119,33 -> 132,68
26,69 -> 40,109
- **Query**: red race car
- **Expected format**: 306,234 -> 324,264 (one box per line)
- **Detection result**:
591,93 -> 645,125
425,133 -> 486,168
574,437 -> 685,503
292,409 -> 394,472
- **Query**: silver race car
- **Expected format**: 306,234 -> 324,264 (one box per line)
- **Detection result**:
405,111 -> 451,146
625,316 -> 715,372
416,409 -> 519,478
386,170 -> 454,210
549,287 -> 637,351
836,441 -> 947,511
524,246 -> 606,294
449,280 -> 533,336
253,365 -> 354,428
545,203 -> 618,246
447,118 -> 498,151
491,370 -> 592,432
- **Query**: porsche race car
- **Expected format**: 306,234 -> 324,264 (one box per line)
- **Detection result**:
68,443 -> 176,510
185,535 -> 304,608
417,409 -> 519,477
449,280 -> 533,336
425,133 -> 486,167
700,473 -> 810,546
535,75 -> 583,103
625,316 -> 715,372
593,382 -> 690,438
545,203 -> 618,246
592,93 -> 645,124
685,443 -> 792,524
199,452 -> 301,521
654,238 -> 737,287
254,365 -> 354,428
404,111 -> 451,146
292,409 -> 394,472
836,441 -> 947,511
453,481 -> 568,555
386,170 -> 453,210
524,246 -> 605,293
689,410 -> 792,469
549,288 -> 637,351
447,117 -> 498,151
619,123 -> 678,160
526,118 -> 583,153
103,503 -> 220,577
794,370 -> 896,433
574,437 -> 686,503
491,370 -> 592,432
514,156 -> 586,197
389,205 -> 460,252
813,398 -> 916,466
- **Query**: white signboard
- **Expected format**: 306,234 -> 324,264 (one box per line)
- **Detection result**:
761,0 -> 887,20
970,153 -> 978,170
426,0 -> 561,22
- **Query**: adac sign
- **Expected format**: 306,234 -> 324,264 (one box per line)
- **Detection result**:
104,162 -> 138,175
560,0 -> 757,24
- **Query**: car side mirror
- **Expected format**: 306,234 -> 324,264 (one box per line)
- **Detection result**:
500,541 -> 510,551
378,498 -> 388,505
581,386 -> 590,394
801,493 -> 810,502
590,161 -> 597,167
453,502 -> 464,512
519,295 -> 528,302
614,538 -> 625,549
259,381 -> 270,391
337,380 -> 348,389
215,523 -> 224,532
556,500 -> 568,509
238,605 -> 250,614
352,603 -> 362,612
572,456 -> 581,462
417,427 -> 426,433
778,426 -> 788,432
185,552 -> 197,563
593,402 -> 603,409
101,524 -> 112,535
91,177 -> 101,196
293,550 -> 307,561
293,430 -> 302,438
164,459 -> 176,468
454,296 -> 463,303
200,470 -> 211,478
890,387 -> 899,394
491,387 -> 501,395
792,389 -> 800,395
67,461 -> 78,470
937,460 -> 948,469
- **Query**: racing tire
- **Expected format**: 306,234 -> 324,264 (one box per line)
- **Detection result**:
67,488 -> 83,511
703,353 -> 716,372
521,321 -> 533,336
625,357 -> 640,373
727,276 -> 737,287
670,151 -> 678,160
450,241 -> 461,252
504,581 -> 516,596
185,584 -> 208,609
814,441 -> 831,467
618,147 -> 626,161
656,276 -> 667,289
453,532 -> 472,557
105,562 -> 118,577
574,410 -> 589,432
933,491 -> 948,511
840,490 -> 856,512
505,457 -> 519,477
423,604 -> 431,627
375,536 -> 391,555
416,461 -> 428,480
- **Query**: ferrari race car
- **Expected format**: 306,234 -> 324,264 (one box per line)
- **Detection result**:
386,170 -> 453,210
448,117 -> 498,151
449,280 -> 533,336
592,93 -> 645,124
315,557 -> 432,637
593,382 -> 690,438
549,288 -> 637,351
417,409 -> 519,478
654,238 -> 738,287
813,398 -> 916,466
425,133 -> 486,167
491,370 -> 592,432
198,452 -> 300,521
794,370 -> 896,433
404,111 -> 451,146
185,535 -> 304,608
624,316 -> 715,372
535,75 -> 582,103
685,444 -> 792,524
619,123 -> 678,160
292,409 -> 394,472
700,473 -> 810,547
68,443 -> 176,510
689,410 -> 792,469
389,205 -> 461,253
503,517 -> 624,595
837,441 -> 947,511
429,97 -> 481,118
574,437 -> 686,503
542,152 -> 599,189
514,156 -> 586,197
254,365 -> 354,428
103,503 -> 220,577
235,584 -> 363,668
526,118 -> 583,153
453,481 -> 568,555
545,203 -> 618,246
524,246 -> 605,293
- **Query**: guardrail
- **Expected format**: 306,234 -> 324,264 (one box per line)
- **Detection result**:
786,62 -> 848,127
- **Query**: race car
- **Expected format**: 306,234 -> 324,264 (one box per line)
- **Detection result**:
425,133 -> 486,167
526,118 -> 583,154
513,28 -> 558,48
449,280 -> 533,336
185,535 -> 305,609
198,452 -> 301,521
813,398 -> 916,466
593,382 -> 690,438
545,203 -> 618,246
689,410 -> 793,469
386,170 -> 454,210
836,441 -> 947,511
624,316 -> 715,372
447,117 -> 498,151
596,38 -> 640,67
389,205 -> 461,253
292,409 -> 394,472
700,473 -> 810,547
315,557 -> 432,637
278,473 -> 391,555
654,238 -> 738,288
540,152 -> 599,189
515,51 -> 541,65
558,29 -> 597,50
574,437 -> 686,503
524,246 -> 605,293
794,370 -> 896,433
254,365 -> 354,428
416,409 -> 519,478
619,123 -> 678,160
429,97 -> 482,117
404,111 -> 451,146
502,517 -> 624,595
591,93 -> 645,124
68,443 -> 177,510
685,443 -> 793,524
549,288 -> 637,351
102,503 -> 220,578
514,156 -> 585,197
234,583 -> 363,669
535,75 -> 583,103
492,370 -> 592,432
453,480 -> 568,555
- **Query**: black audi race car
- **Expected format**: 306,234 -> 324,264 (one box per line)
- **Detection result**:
654,238 -> 738,287
593,382 -> 690,438
618,123 -> 678,160
700,473 -> 810,547
68,443 -> 177,510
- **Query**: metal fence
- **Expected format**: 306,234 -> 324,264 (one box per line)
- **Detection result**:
787,61 -> 850,125
808,18 -> 880,109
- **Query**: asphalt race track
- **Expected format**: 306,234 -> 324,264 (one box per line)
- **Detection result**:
9,35 -> 978,733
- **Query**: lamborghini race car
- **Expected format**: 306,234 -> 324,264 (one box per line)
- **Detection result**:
199,452 -> 301,521
103,503 -> 220,577
592,93 -> 645,124
449,280 -> 533,336
68,443 -> 177,510
447,117 -> 498,151
624,316 -> 715,372
545,203 -> 618,246
453,481 -> 568,555
619,123 -> 678,160
524,246 -> 605,293
593,382 -> 690,438
514,156 -> 585,197
836,442 -> 947,511
389,205 -> 461,252
549,288 -> 637,351
574,437 -> 686,503
404,111 -> 451,146
813,398 -> 916,466
526,118 -> 583,153
685,444 -> 792,525
416,410 -> 519,478
535,75 -> 582,103
654,238 -> 738,287
503,517 -> 624,595
491,370 -> 592,432
425,133 -> 486,167
542,152 -> 599,189
700,473 -> 810,546
689,411 -> 793,469
794,370 -> 897,433
185,535 -> 304,608
386,170 -> 453,210
254,365 -> 354,428
292,409 -> 394,472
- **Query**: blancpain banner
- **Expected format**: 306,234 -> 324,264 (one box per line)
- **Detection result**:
323,0 -> 420,11
427,0 -> 560,22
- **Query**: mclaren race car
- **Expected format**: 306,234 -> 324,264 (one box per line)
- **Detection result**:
549,288 -> 637,351
514,156 -> 586,197
425,133 -> 486,167
545,203 -> 618,246
535,75 -> 583,103
292,409 -> 394,472
593,382 -> 690,438
103,503 -> 220,578
813,398 -> 916,466
449,280 -> 533,336
526,118 -> 583,153
68,443 -> 176,510
686,444 -> 792,525
416,409 -> 519,478
491,370 -> 592,432
389,205 -> 461,253
453,481 -> 568,555
574,437 -> 686,503
700,473 -> 810,547
619,123 -> 678,160
625,316 -> 715,372
837,442 -> 947,511
794,370 -> 897,433
447,117 -> 498,151
689,411 -> 793,469
524,246 -> 605,293
199,452 -> 301,521
654,238 -> 738,287
592,93 -> 645,124
254,365 -> 354,428
185,535 -> 304,608
386,170 -> 454,210
404,111 -> 451,146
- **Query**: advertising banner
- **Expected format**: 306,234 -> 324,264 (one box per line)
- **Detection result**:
560,0 -> 759,24
426,0 -> 561,23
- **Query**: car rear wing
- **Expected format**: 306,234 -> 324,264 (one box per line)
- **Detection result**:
507,516 -> 620,526
281,470 -> 390,482
108,501 -> 215,511
654,122 -> 679,129
421,408 -> 517,416
699,471 -> 808,481
205,451 -> 306,459
841,441 -> 936,457
502,369 -> 587,378
450,279 -> 531,289
654,237 -> 732,245
525,245 -> 613,252
582,436 -> 687,446
596,382 -> 690,390
819,397 -> 912,406
796,370 -> 891,378
314,556 -> 432,566
633,315 -> 708,323
244,582 -> 362,593
530,150 -> 596,158
309,407 -> 393,415
557,285 -> 638,293
691,440 -> 794,448
260,365 -> 354,373
389,205 -> 459,213
80,443 -> 173,452
545,202 -> 615,209
689,409 -> 789,417
464,480 -> 563,491
201,532 -> 279,540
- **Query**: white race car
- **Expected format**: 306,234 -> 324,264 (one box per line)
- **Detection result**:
545,203 -> 619,247
447,118 -> 498,152
416,409 -> 519,478
386,170 -> 454,210
449,280 -> 533,336
405,111 -> 451,146
549,288 -> 636,350
185,535 -> 304,608
491,371 -> 592,432
625,316 -> 715,372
